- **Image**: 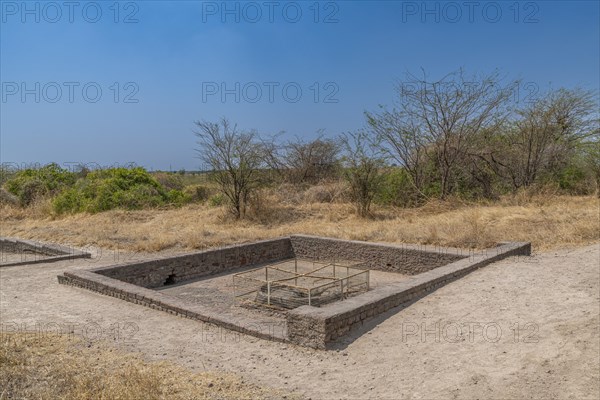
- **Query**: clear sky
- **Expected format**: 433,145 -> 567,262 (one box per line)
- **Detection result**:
1,0 -> 598,171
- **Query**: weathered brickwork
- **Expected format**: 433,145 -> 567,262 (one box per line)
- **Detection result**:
1,237 -> 91,267
289,234 -> 466,274
94,237 -> 294,288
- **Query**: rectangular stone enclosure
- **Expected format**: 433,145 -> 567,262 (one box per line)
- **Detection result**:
58,235 -> 530,349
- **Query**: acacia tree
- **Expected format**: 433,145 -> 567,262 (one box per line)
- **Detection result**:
367,109 -> 426,195
282,133 -> 341,184
342,131 -> 384,217
486,88 -> 599,190
583,141 -> 600,197
368,69 -> 515,199
194,118 -> 263,219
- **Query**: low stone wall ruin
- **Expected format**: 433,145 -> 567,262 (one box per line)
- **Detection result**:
290,234 -> 467,274
57,235 -> 531,349
94,237 -> 294,288
1,237 -> 91,267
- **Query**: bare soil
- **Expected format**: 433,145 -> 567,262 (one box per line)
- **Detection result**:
1,243 -> 598,399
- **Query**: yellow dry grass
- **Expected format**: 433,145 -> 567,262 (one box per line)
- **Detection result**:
0,332 -> 294,400
1,194 -> 598,252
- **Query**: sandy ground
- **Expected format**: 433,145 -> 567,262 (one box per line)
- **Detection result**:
1,243 -> 598,399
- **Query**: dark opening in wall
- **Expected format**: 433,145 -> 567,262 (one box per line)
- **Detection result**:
164,274 -> 176,286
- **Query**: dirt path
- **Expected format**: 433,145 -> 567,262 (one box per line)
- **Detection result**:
1,244 -> 598,399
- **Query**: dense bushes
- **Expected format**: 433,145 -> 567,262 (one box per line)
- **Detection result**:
374,168 -> 418,207
4,163 -> 77,206
52,168 -> 188,213
2,166 -> 194,214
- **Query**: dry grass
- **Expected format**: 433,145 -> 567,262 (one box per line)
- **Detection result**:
0,332 -> 294,400
1,195 -> 598,253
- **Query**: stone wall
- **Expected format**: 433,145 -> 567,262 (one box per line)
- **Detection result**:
1,237 -> 91,267
94,237 -> 294,288
286,241 -> 531,349
290,234 -> 467,275
1,237 -> 71,256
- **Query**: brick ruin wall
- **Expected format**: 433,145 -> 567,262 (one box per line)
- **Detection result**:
93,235 -> 468,289
289,234 -> 467,274
94,237 -> 294,288
1,237 -> 68,256
1,237 -> 91,267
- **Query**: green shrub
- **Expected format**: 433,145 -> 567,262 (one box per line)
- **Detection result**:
374,168 -> 424,207
184,185 -> 211,202
555,163 -> 589,194
52,187 -> 84,214
166,189 -> 190,206
208,193 -> 224,207
20,179 -> 47,206
0,165 -> 16,187
5,163 -> 76,206
52,167 -> 188,214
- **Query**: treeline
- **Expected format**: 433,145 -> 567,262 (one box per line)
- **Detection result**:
195,70 -> 599,218
2,70 -> 598,218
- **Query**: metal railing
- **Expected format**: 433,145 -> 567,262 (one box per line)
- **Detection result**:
233,259 -> 370,309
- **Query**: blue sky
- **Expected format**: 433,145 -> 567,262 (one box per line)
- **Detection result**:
1,0 -> 598,170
